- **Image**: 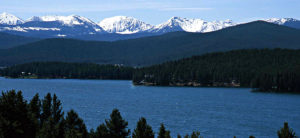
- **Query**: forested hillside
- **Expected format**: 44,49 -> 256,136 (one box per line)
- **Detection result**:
0,32 -> 39,49
133,49 -> 300,93
0,62 -> 133,80
1,49 -> 300,92
0,21 -> 300,66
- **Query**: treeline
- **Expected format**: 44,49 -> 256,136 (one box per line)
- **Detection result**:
1,49 -> 300,93
0,90 -> 297,138
0,62 -> 134,80
133,49 -> 300,93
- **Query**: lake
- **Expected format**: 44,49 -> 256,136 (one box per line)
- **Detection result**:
0,77 -> 299,137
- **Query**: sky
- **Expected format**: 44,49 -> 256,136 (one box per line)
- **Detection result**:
0,0 -> 299,25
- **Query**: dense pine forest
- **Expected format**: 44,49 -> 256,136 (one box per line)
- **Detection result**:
0,62 -> 133,80
1,49 -> 300,93
0,90 -> 297,138
133,49 -> 300,93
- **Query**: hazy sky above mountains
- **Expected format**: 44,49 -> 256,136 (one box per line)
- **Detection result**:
1,0 -> 299,24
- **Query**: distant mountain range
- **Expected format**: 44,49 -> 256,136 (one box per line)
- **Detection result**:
0,12 -> 299,41
0,21 -> 300,66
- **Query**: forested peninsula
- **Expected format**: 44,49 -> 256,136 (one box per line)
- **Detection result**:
133,49 -> 300,93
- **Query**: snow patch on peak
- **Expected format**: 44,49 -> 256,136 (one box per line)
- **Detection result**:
265,18 -> 299,25
152,17 -> 236,33
57,34 -> 66,37
0,12 -> 24,25
26,15 -> 97,26
99,16 -> 153,34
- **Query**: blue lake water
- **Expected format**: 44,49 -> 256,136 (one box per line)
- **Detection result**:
0,77 -> 299,138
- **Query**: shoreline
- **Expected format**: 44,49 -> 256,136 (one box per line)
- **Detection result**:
1,77 -> 299,93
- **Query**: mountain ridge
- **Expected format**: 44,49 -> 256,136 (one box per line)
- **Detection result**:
0,21 -> 300,66
0,12 -> 24,25
99,16 -> 153,34
0,32 -> 39,49
1,12 -> 299,41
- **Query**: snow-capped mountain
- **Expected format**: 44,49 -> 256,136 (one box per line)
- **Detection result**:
24,15 -> 105,34
265,18 -> 300,29
99,16 -> 153,34
0,12 -> 300,41
266,18 -> 297,25
150,17 -> 236,33
0,14 -> 105,37
27,15 -> 98,27
0,12 -> 24,25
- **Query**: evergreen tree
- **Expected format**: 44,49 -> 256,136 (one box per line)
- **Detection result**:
52,94 -> 64,125
39,93 -> 65,138
28,93 -> 41,137
158,124 -> 171,138
105,109 -> 130,138
41,93 -> 52,126
165,131 -> 171,138
65,109 -> 88,138
132,117 -> 154,138
158,124 -> 166,138
277,122 -> 297,138
94,123 -> 109,138
191,131 -> 201,138
181,131 -> 201,138
0,90 -> 36,138
89,129 -> 96,138
29,93 -> 41,120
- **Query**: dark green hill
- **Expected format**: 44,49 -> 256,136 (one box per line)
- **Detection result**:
0,62 -> 133,80
0,32 -> 39,49
133,49 -> 300,93
0,21 -> 300,66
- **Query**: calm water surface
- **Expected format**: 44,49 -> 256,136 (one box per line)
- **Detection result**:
0,77 -> 299,138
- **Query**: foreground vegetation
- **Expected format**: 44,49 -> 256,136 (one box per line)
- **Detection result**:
0,90 -> 298,138
133,49 -> 300,93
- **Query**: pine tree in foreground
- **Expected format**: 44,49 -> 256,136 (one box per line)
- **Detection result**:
1,90 -> 300,138
28,93 -> 41,137
0,90 -> 36,138
39,93 -> 65,138
65,109 -> 88,138
132,117 -> 154,138
158,123 -> 171,138
105,109 -> 130,138
277,122 -> 297,138
177,131 -> 201,138
94,123 -> 109,138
